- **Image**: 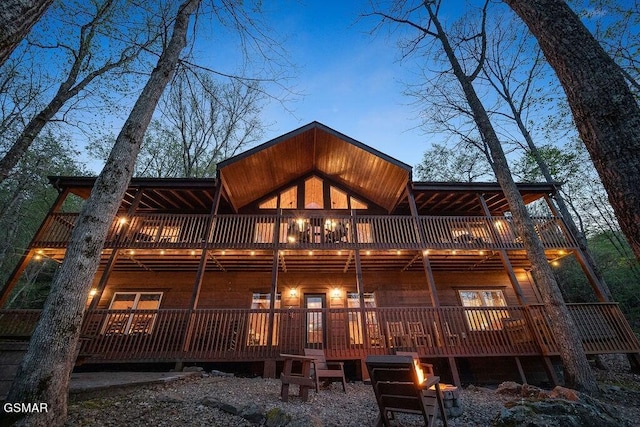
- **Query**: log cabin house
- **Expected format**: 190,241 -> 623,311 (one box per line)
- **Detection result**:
1,121 -> 639,386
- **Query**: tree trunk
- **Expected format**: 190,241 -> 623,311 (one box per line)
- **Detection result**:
1,1 -> 200,425
424,3 -> 598,393
504,0 -> 640,263
0,0 -> 53,67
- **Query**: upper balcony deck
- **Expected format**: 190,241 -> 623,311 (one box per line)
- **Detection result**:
33,212 -> 575,251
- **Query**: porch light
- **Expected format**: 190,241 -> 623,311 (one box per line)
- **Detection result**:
221,250 -> 226,255
423,250 -> 429,255
479,250 -> 485,255
396,250 -> 401,255
287,235 -> 296,243
331,288 -> 341,298
289,288 -> 298,297
365,250 -> 371,255
34,254 -> 42,261
118,217 -> 127,225
337,250 -> 342,256
250,251 -> 256,256
452,250 -> 457,255
129,250 -> 135,255
89,288 -> 98,297
160,250 -> 165,255
190,250 -> 196,256
551,260 -> 560,267
308,250 -> 313,256
559,249 -> 566,255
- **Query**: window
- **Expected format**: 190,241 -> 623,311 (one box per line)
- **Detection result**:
458,289 -> 508,331
304,176 -> 324,209
247,293 -> 281,346
347,293 -> 381,346
102,292 -> 162,335
280,186 -> 297,209
330,186 -> 348,209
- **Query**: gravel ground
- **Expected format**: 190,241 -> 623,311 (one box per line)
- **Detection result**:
65,354 -> 640,426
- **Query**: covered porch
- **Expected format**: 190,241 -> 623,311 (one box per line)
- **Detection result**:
2,302 -> 638,385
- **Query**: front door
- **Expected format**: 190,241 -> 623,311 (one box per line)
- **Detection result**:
304,294 -> 325,346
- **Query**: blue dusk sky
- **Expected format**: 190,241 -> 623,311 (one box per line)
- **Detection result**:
196,1 -> 442,168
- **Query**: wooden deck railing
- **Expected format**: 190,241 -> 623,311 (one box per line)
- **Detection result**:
1,304 -> 637,362
31,213 -> 575,250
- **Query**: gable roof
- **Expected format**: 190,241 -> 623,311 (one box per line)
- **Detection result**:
217,122 -> 412,212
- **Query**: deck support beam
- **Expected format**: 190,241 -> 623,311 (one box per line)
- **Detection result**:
543,196 -> 611,302
0,188 -> 69,307
448,356 -> 461,387
514,357 -> 527,384
266,208 -> 282,351
542,356 -> 559,386
407,184 -> 439,307
351,209 -> 369,362
478,194 -> 528,304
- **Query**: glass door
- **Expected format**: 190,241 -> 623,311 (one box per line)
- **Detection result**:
304,294 -> 325,346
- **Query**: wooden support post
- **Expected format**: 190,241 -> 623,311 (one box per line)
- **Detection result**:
266,209 -> 282,350
0,188 -> 69,307
351,209 -> 370,348
514,357 -> 527,384
263,358 -> 277,378
87,249 -> 119,310
407,184 -> 439,307
542,356 -> 559,386
543,195 -> 611,302
478,194 -> 528,305
448,356 -> 461,387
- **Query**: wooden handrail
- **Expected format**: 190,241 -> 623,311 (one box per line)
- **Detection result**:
2,303 -> 636,362
31,213 -> 576,250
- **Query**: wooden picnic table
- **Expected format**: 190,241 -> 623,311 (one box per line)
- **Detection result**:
279,353 -> 317,402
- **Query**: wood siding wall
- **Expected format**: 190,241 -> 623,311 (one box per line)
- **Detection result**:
95,269 -> 536,309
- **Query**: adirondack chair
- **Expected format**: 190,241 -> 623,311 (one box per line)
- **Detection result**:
303,348 -> 347,393
366,355 -> 448,427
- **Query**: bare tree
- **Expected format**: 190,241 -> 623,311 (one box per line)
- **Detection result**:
480,16 -> 613,300
504,0 -> 640,263
0,0 -> 160,183
2,1 -> 201,425
0,0 -> 54,66
368,0 -> 598,392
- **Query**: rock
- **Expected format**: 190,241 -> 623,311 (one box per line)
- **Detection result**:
520,383 -> 543,398
157,392 -> 184,403
496,381 -> 522,395
211,369 -> 235,377
549,385 -> 579,401
494,398 -> 621,427
287,414 -> 323,427
200,396 -> 242,415
182,366 -> 203,372
265,407 -> 290,427
240,403 -> 265,424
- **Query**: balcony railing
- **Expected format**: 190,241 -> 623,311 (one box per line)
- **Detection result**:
1,304 -> 636,363
32,213 -> 575,251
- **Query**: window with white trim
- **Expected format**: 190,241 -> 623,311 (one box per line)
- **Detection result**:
102,292 -> 162,335
458,289 -> 508,331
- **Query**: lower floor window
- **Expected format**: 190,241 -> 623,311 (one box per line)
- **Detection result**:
458,289 -> 508,331
347,292 -> 381,345
102,292 -> 162,335
247,293 -> 281,346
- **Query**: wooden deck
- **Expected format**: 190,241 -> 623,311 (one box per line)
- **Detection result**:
1,303 -> 637,364
32,213 -> 575,251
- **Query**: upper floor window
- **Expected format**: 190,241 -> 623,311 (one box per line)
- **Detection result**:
257,175 -> 368,210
